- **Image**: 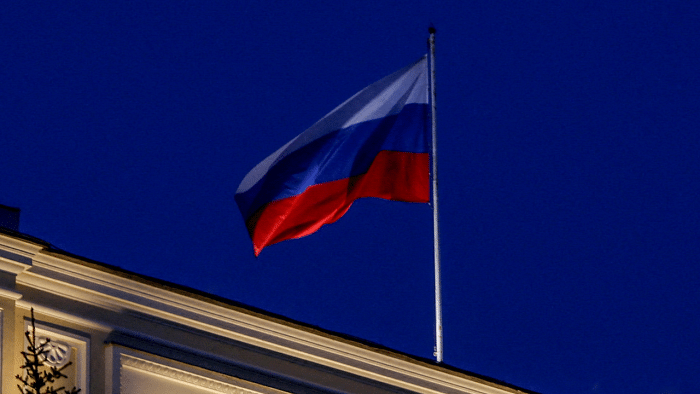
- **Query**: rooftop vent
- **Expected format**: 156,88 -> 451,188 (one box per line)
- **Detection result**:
0,204 -> 20,231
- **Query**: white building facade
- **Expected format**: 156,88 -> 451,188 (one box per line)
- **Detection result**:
0,217 -> 537,394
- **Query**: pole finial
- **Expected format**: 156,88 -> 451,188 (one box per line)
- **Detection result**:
429,24 -> 436,35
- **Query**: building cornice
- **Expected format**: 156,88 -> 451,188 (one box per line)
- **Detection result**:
0,234 -> 40,273
120,352 -> 278,394
2,232 -> 537,394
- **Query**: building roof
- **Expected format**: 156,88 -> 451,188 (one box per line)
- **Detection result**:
0,226 -> 540,394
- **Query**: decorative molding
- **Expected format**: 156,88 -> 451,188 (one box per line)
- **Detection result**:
4,233 -> 531,394
0,286 -> 22,300
38,337 -> 72,368
22,252 -> 518,393
119,352 -> 286,394
122,356 -> 258,394
0,256 -> 31,274
16,301 -> 111,331
25,320 -> 90,394
0,236 -> 42,261
0,238 -> 40,254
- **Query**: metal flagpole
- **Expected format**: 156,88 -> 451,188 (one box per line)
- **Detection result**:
428,26 -> 443,363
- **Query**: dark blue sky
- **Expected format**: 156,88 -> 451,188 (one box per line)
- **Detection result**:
2,1 -> 699,393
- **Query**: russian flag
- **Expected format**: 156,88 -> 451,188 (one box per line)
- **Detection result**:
236,57 -> 430,256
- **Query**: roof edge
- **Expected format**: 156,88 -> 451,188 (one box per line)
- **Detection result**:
2,229 -> 541,394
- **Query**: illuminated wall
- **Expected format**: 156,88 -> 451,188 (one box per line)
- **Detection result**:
0,229 -> 536,394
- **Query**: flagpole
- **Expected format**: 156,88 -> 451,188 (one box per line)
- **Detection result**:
428,26 -> 443,363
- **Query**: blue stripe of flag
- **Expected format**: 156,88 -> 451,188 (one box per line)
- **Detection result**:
235,102 -> 429,220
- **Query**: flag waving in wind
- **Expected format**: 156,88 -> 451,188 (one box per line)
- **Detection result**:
236,57 -> 431,256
